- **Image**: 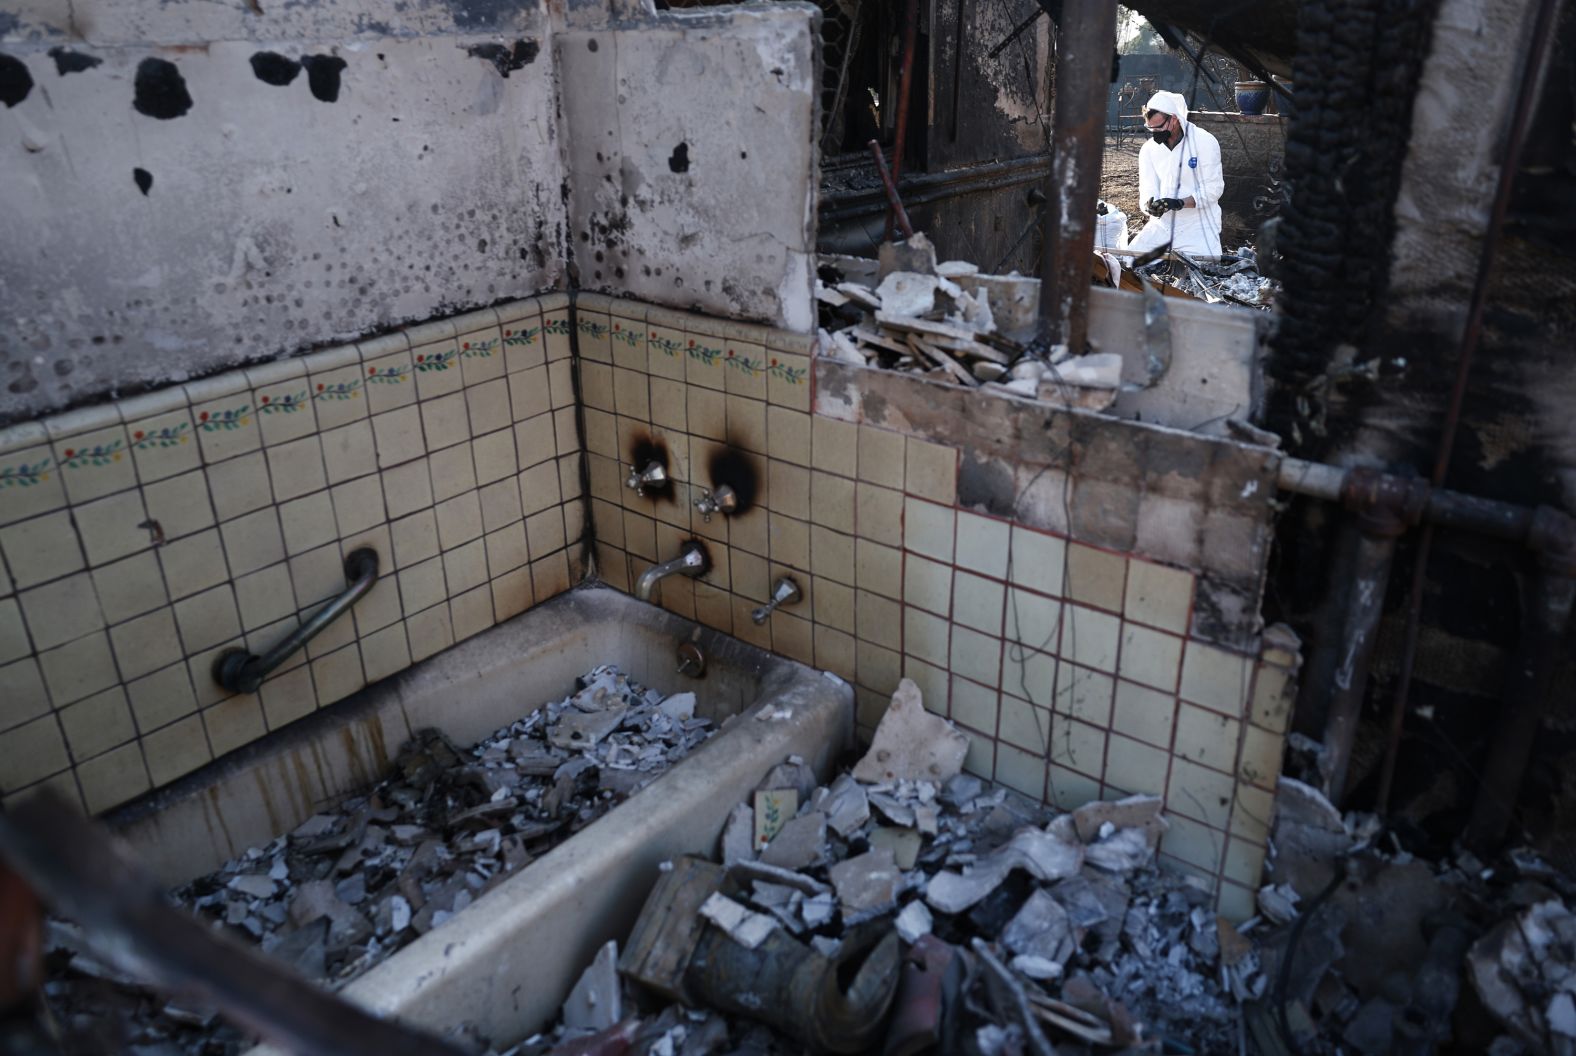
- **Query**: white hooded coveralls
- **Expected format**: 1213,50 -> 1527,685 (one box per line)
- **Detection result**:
1127,90 -> 1225,258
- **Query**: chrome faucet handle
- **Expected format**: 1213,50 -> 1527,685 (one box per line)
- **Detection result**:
694,483 -> 738,523
626,460 -> 668,498
750,576 -> 802,625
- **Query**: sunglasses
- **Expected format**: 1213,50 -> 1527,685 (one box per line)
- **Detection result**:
1144,109 -> 1168,121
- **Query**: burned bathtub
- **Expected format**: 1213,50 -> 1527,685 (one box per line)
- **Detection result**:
106,584 -> 853,1049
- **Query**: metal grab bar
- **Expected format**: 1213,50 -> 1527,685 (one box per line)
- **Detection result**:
213,548 -> 380,694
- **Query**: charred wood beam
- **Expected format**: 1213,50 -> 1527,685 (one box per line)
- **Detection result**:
819,154 -> 1052,225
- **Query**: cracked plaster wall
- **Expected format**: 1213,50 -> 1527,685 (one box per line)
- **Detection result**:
0,0 -> 565,426
555,5 -> 819,334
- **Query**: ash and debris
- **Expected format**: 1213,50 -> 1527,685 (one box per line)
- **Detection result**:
520,680 -> 1576,1056
1239,775 -> 1576,1056
517,678 -> 1248,1056
39,665 -> 715,1056
1130,245 -> 1278,309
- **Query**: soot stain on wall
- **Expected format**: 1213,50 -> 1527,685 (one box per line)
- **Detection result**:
133,58 -> 193,119
301,54 -> 348,102
464,39 -> 539,77
49,48 -> 102,75
133,168 -> 153,195
628,435 -> 675,500
0,53 -> 33,108
706,445 -> 759,512
250,51 -> 301,86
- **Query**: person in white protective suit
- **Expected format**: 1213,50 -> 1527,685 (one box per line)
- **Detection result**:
1125,90 -> 1224,258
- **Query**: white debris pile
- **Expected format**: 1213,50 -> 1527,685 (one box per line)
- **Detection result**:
816,235 -> 1127,412
39,666 -> 715,1056
518,677 -> 1249,1056
1133,244 -> 1278,307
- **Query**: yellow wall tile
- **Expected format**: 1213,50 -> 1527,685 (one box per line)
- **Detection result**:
857,426 -> 904,489
1118,623 -> 1184,691
1174,702 -> 1242,773
1124,559 -> 1194,633
142,713 -> 212,786
903,555 -> 952,616
812,417 -> 858,478
809,526 -> 855,586
856,484 -> 903,547
76,741 -> 151,813
1168,757 -> 1236,828
1180,640 -> 1254,715
905,438 -> 957,504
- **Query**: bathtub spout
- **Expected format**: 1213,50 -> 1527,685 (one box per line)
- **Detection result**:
635,541 -> 709,602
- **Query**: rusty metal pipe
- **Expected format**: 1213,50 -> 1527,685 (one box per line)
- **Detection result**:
1039,0 -> 1116,352
868,140 -> 915,239
1320,529 -> 1400,804
1277,457 -> 1555,546
884,0 -> 921,241
1319,469 -> 1427,803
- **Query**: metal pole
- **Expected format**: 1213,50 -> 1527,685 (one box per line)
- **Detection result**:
885,0 -> 921,242
1039,0 -> 1115,353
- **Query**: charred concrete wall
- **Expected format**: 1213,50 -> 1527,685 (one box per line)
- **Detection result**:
1265,0 -> 1576,838
0,0 -> 566,426
554,5 -> 820,334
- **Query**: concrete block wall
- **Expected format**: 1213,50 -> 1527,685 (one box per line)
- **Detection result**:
581,291 -> 1296,919
0,297 -> 583,815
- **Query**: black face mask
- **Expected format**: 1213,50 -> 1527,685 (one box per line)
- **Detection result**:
1150,126 -> 1171,144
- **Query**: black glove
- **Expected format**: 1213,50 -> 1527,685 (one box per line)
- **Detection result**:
1146,197 -> 1186,217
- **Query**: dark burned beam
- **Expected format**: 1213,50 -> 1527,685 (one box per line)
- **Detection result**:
1040,0 -> 1116,352
819,154 -> 1052,224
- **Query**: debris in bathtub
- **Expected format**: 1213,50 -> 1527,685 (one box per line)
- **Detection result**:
36,665 -> 718,1056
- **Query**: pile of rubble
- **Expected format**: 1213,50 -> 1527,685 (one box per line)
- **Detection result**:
516,679 -> 1250,1056
39,666 -> 716,1056
1243,777 -> 1576,1055
816,235 -> 1129,413
1130,246 -> 1277,308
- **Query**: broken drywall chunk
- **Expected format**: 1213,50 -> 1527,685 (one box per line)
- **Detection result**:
228,874 -> 277,900
659,692 -> 696,721
895,901 -> 934,944
875,271 -> 940,317
698,893 -> 776,950
1002,890 -> 1074,975
759,811 -> 827,872
721,803 -> 755,865
879,233 -> 938,279
926,827 -> 1084,914
1070,794 -> 1164,843
562,940 -> 621,1033
852,679 -> 969,785
870,826 -> 923,870
819,774 -> 871,837
829,847 -> 900,916
1085,827 -> 1162,873
547,702 -> 627,750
